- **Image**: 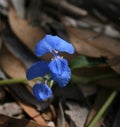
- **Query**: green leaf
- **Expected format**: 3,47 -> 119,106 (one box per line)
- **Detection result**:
70,56 -> 106,70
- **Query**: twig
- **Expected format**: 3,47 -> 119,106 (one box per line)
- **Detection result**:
47,0 -> 87,17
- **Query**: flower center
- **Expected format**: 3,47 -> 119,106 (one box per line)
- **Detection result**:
52,49 -> 63,60
53,49 -> 59,58
54,49 -> 58,54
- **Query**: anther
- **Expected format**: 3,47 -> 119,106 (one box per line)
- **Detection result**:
45,80 -> 48,84
51,58 -> 55,60
60,56 -> 63,59
54,49 -> 58,54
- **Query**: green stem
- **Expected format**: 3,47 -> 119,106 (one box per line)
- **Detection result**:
49,80 -> 54,88
0,77 -> 42,86
87,73 -> 115,82
71,74 -> 89,84
71,73 -> 115,84
88,90 -> 117,127
0,78 -> 27,85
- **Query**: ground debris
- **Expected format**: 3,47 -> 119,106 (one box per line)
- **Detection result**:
65,101 -> 89,127
0,0 -> 120,127
0,102 -> 23,117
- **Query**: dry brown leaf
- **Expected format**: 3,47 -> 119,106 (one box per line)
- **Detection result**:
11,0 -> 25,18
42,105 -> 56,121
8,7 -> 45,53
0,43 -> 35,87
65,26 -> 120,73
0,44 -> 26,78
66,26 -> 118,58
0,114 -> 48,127
8,7 -> 77,61
0,44 -> 49,124
18,102 -> 46,126
107,56 -> 120,74
65,27 -> 110,57
89,36 -> 120,58
49,105 -> 57,121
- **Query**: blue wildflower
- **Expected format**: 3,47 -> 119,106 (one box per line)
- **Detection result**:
26,34 -> 74,101
33,84 -> 52,101
49,58 -> 71,87
35,35 -> 74,57
34,34 -> 74,86
26,60 -> 49,80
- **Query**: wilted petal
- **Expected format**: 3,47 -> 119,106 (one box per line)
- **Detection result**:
33,84 -> 52,101
35,35 -> 74,56
26,60 -> 49,80
48,58 -> 71,87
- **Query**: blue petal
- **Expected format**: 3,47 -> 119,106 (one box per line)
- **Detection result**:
48,58 -> 71,87
35,35 -> 74,57
51,67 -> 71,87
48,58 -> 68,75
33,84 -> 52,101
26,60 -> 49,80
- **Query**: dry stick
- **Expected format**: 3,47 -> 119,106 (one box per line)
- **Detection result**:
47,0 -> 88,16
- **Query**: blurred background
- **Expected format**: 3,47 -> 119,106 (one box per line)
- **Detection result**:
0,0 -> 120,127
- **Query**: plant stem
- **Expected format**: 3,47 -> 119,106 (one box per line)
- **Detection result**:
0,77 -> 42,86
71,74 -> 89,84
88,90 -> 117,127
88,73 -> 115,82
49,80 -> 54,88
71,73 -> 115,84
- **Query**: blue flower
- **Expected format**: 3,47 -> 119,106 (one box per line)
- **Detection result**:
33,84 -> 52,101
26,34 -> 74,101
34,34 -> 74,86
49,58 -> 71,87
26,60 -> 49,80
27,35 -> 74,85
35,34 -> 74,57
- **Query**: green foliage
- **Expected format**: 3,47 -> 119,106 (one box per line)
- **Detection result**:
70,56 -> 106,70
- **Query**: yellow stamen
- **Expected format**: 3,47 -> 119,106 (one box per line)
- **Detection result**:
54,49 -> 58,54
